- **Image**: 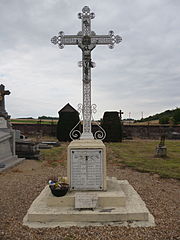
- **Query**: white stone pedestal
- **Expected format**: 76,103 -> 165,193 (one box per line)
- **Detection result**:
23,140 -> 155,228
23,177 -> 155,228
67,140 -> 106,191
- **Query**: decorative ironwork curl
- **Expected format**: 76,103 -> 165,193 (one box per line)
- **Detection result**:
94,125 -> 106,141
91,118 -> 106,140
77,103 -> 83,113
69,120 -> 82,140
91,104 -> 97,114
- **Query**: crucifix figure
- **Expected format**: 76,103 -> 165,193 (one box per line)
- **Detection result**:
0,84 -> 10,119
51,6 -> 122,140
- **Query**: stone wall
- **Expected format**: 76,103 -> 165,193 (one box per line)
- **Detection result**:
12,123 -> 57,137
122,125 -> 180,139
12,123 -> 180,140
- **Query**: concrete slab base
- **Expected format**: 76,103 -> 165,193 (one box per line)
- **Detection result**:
0,156 -> 24,173
23,177 -> 155,228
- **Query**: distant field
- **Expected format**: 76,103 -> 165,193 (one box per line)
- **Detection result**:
11,119 -> 58,124
132,120 -> 160,125
11,118 -> 179,126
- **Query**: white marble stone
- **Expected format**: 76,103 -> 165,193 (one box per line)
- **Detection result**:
71,149 -> 103,190
67,139 -> 107,191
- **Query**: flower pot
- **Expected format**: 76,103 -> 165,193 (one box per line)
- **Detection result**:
49,184 -> 69,197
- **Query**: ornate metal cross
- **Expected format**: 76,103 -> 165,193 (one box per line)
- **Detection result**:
0,84 -> 10,119
51,6 -> 122,140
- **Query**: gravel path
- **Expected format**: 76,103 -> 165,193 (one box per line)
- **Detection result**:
0,155 -> 179,240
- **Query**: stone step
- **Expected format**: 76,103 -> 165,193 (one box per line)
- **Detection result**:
27,207 -> 148,223
47,187 -> 126,208
0,156 -> 24,172
23,178 -> 155,228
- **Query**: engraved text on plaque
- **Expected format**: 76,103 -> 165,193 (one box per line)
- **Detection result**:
71,149 -> 103,190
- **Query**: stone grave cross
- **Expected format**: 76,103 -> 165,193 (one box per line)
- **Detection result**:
51,6 -> 122,140
0,84 -> 10,119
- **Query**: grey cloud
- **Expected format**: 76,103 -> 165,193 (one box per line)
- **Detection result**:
0,0 -> 179,119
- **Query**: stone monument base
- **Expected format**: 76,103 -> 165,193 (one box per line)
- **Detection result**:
0,130 -> 24,172
23,177 -> 155,228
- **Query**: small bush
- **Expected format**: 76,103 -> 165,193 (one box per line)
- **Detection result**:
101,111 -> 122,142
57,112 -> 80,141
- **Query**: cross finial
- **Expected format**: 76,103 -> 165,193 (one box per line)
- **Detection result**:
78,6 -> 95,19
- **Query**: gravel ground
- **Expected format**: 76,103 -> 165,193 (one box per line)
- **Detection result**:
0,157 -> 179,240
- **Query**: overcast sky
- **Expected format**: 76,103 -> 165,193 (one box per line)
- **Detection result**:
0,0 -> 179,120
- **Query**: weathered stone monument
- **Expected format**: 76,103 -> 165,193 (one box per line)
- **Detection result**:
0,84 -> 10,119
0,84 -> 23,171
23,7 -> 155,227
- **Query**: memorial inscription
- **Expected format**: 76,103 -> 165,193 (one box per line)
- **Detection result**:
75,192 -> 98,209
71,149 -> 103,190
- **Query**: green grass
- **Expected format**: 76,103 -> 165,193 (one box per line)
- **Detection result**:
40,143 -> 67,167
107,140 -> 180,179
39,140 -> 180,179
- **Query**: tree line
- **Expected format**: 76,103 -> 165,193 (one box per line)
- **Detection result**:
136,108 -> 180,124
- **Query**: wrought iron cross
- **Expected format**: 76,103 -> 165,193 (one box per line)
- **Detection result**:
51,6 -> 122,140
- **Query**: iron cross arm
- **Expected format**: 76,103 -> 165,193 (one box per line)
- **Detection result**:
51,32 -> 81,48
51,31 -> 122,50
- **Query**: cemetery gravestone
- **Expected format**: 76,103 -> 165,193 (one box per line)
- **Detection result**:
0,84 -> 10,119
155,135 -> 167,157
0,85 -> 23,171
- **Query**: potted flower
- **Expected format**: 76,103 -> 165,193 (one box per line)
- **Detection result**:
48,176 -> 69,197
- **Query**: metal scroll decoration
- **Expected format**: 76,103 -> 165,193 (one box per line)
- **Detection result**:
69,103 -> 106,141
94,122 -> 106,140
69,104 -> 83,140
69,120 -> 82,140
91,104 -> 106,141
94,126 -> 106,141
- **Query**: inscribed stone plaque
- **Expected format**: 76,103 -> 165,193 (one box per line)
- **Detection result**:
75,192 -> 98,209
71,149 -> 103,190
